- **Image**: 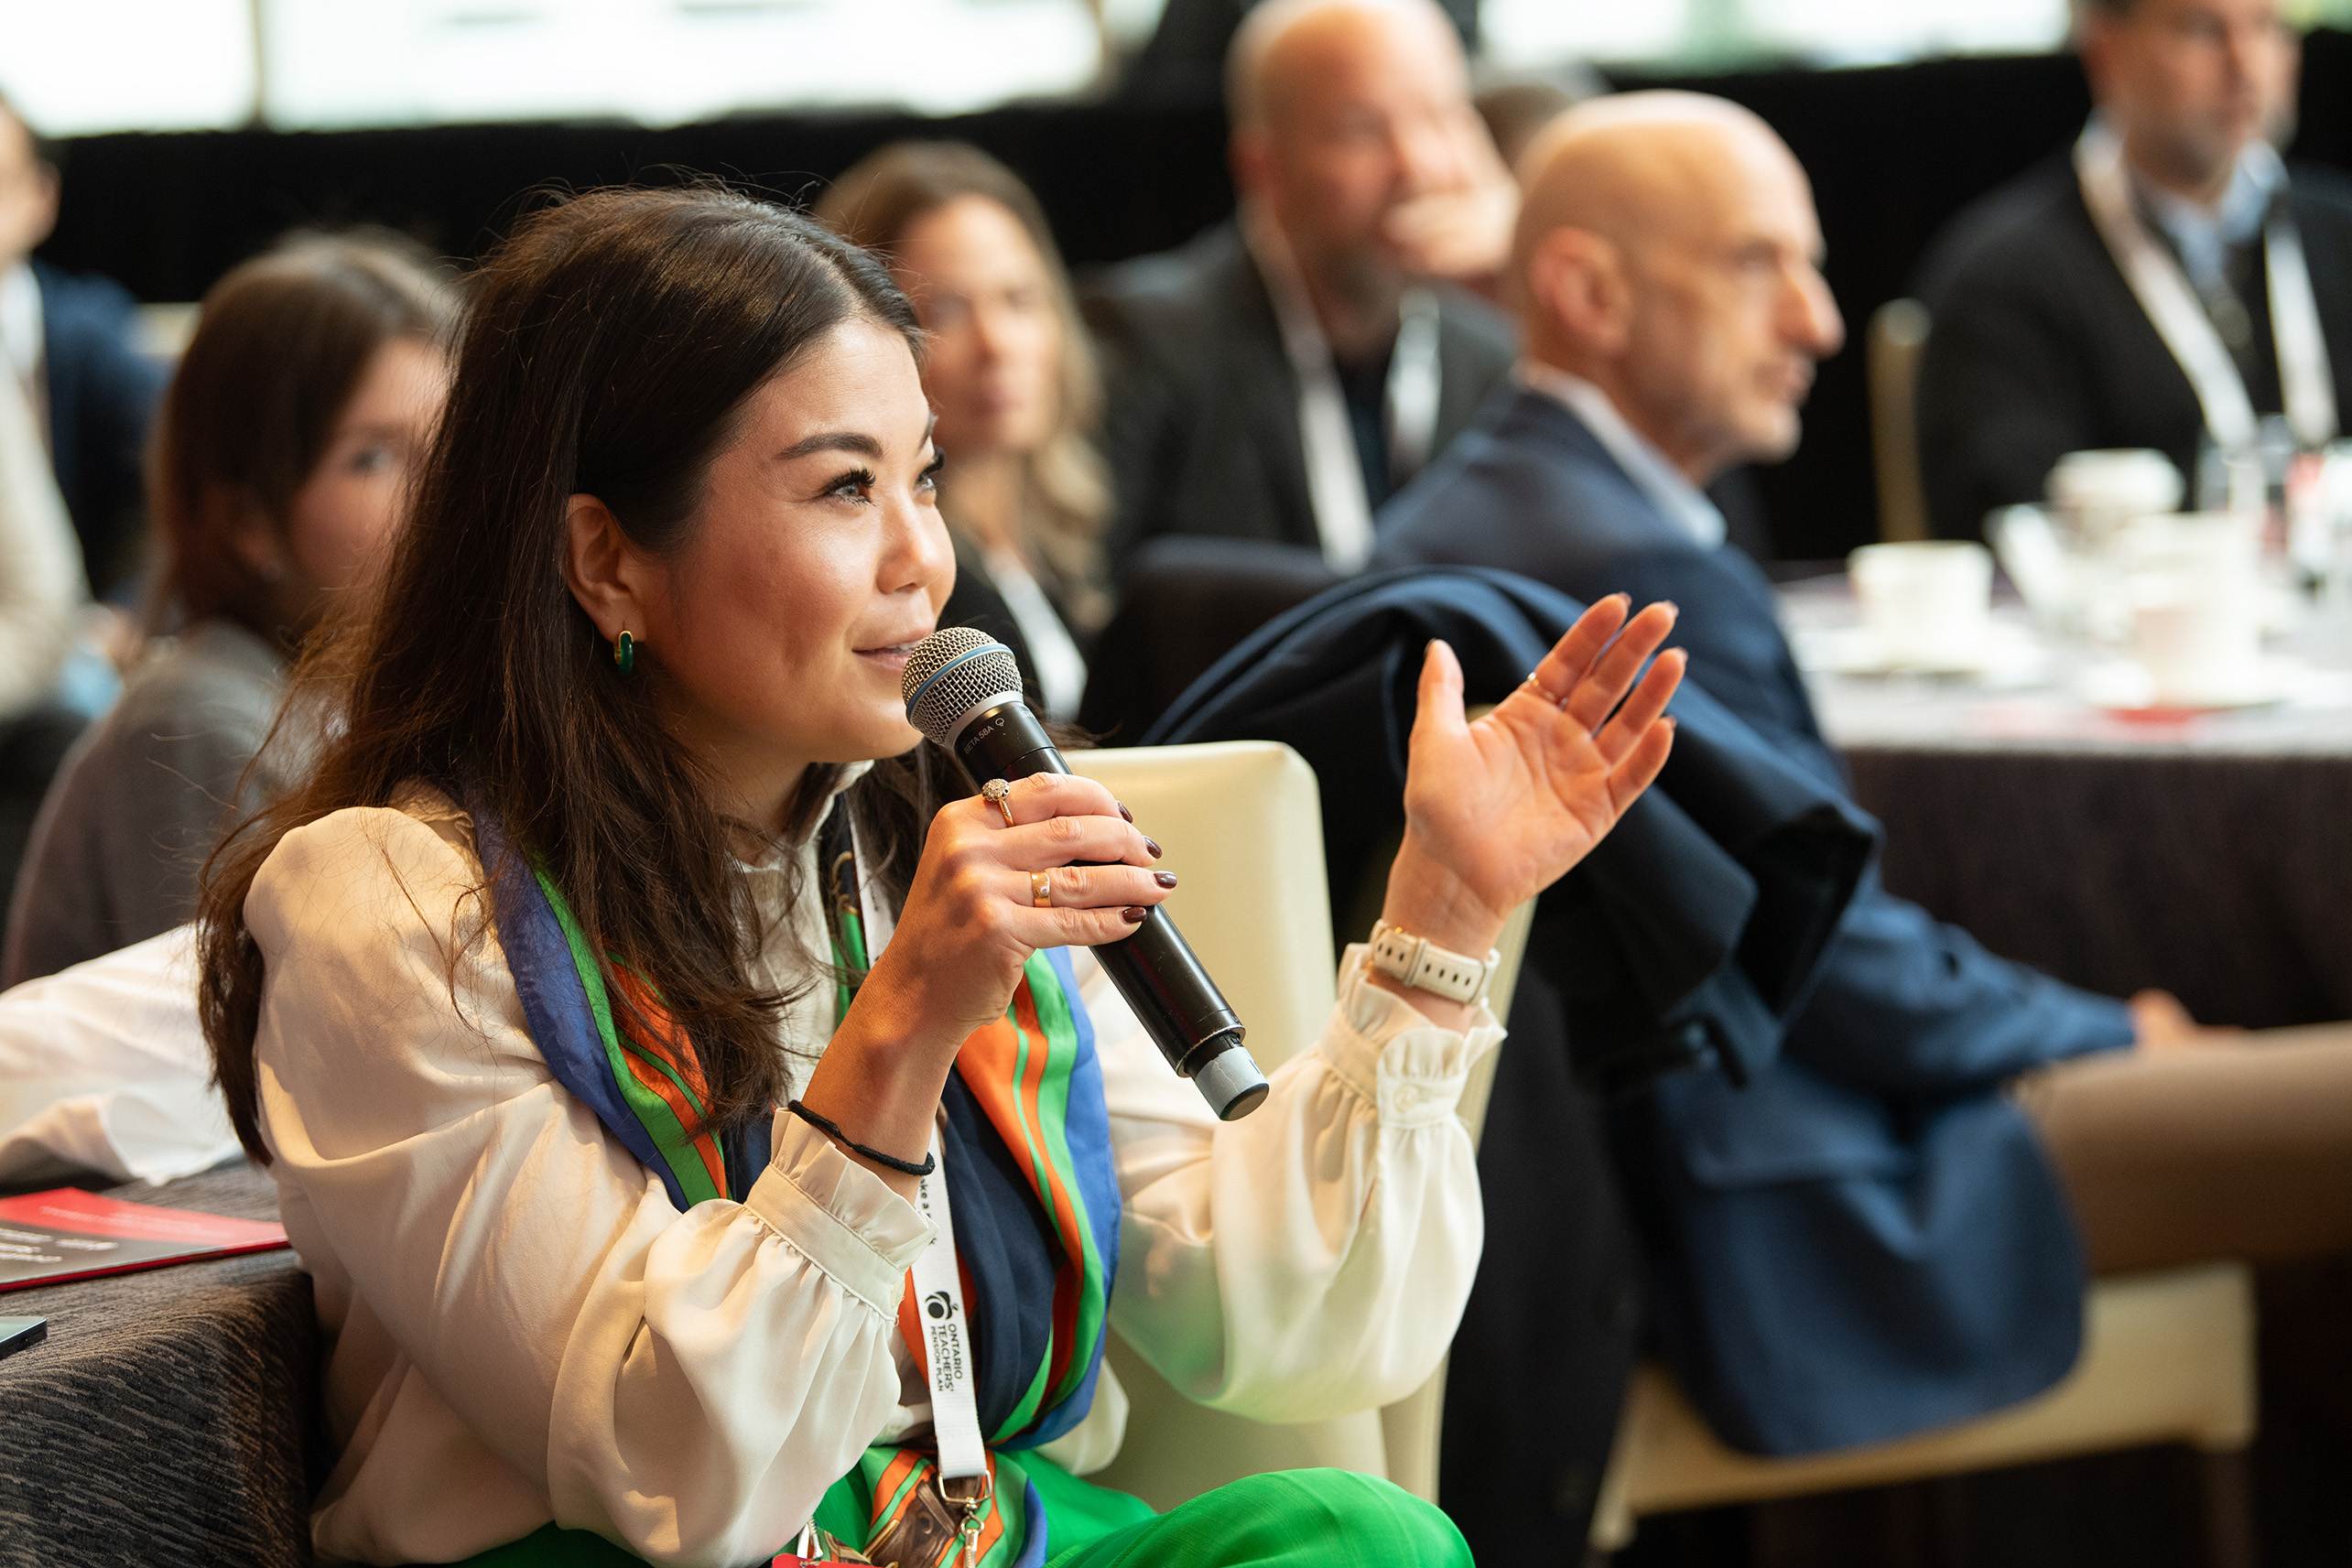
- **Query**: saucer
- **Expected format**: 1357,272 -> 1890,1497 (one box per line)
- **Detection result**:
2076,656 -> 2300,714
1794,622 -> 2045,682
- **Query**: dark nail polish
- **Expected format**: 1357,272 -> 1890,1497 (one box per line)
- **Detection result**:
1118,802 -> 1134,823
1144,837 -> 1163,859
1154,871 -> 1178,889
1122,906 -> 1148,924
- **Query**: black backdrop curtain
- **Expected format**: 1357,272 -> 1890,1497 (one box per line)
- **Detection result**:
37,32 -> 2352,561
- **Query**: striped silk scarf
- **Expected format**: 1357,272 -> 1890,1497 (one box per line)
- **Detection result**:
476,800 -> 1122,1568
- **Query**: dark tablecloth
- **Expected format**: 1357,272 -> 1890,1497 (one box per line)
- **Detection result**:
0,1162 -> 315,1568
1782,575 -> 2352,1032
1847,746 -> 2352,1030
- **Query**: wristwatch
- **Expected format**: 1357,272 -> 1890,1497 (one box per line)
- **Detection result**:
1368,921 -> 1500,1005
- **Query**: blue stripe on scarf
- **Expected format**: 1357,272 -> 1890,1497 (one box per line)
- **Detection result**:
474,807 -> 691,1210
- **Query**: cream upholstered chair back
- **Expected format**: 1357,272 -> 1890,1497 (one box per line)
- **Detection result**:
1067,741 -> 1531,1509
1069,742 -> 1337,1067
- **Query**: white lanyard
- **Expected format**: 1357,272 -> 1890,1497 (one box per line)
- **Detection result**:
907,1130 -> 988,1483
842,821 -> 987,1487
1245,209 -> 1442,572
2076,120 -> 2338,452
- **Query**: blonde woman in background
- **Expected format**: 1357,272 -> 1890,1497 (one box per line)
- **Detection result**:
818,141 -> 1110,718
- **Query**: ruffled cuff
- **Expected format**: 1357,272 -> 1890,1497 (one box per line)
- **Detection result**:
742,1110 -> 933,1316
1315,946 -> 1505,1128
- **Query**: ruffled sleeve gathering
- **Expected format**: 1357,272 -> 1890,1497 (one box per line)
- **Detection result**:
1084,945 -> 1502,1423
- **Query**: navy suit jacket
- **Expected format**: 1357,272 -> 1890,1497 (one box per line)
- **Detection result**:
35,261 -> 167,597
1376,386 -> 2136,1454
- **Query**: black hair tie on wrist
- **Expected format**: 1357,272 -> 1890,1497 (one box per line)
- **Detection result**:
786,1100 -> 937,1177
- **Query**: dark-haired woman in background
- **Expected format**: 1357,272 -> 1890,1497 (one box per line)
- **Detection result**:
5,235 -> 452,986
198,185 -> 1682,1566
818,143 -> 1107,719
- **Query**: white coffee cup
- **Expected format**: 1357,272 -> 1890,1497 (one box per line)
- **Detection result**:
2047,449 -> 2184,543
1848,541 -> 1994,668
2122,513 -> 2262,704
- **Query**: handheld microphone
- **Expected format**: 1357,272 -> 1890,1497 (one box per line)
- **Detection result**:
902,629 -> 1270,1120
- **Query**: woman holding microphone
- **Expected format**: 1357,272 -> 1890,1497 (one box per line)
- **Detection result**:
199,185 -> 1683,1567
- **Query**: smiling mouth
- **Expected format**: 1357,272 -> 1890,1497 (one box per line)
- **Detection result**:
856,639 -> 928,667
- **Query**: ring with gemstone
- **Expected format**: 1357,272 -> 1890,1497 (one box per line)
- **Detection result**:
1030,871 -> 1053,908
981,777 -> 1016,828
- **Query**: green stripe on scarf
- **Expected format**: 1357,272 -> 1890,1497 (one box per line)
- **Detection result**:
534,865 -> 721,1209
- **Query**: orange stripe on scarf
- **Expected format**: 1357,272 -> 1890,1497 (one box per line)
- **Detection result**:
611,970 -> 727,1198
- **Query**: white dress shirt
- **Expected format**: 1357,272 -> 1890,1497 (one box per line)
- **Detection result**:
246,784 -> 1501,1566
1515,361 -> 1728,549
982,546 -> 1089,720
0,927 -> 242,1185
0,339 -> 85,722
2132,137 -> 2283,306
0,263 -> 42,395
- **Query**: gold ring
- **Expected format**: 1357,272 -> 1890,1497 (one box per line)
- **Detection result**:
1030,871 -> 1053,908
981,777 -> 1016,828
1522,673 -> 1570,710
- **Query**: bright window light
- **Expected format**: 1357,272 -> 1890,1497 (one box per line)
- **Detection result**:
1481,0 -> 1692,67
0,0 -> 256,135
259,0 -> 1106,130
1484,0 -> 2072,69
1744,0 -> 2069,65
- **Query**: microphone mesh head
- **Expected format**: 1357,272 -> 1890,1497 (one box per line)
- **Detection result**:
902,627 -> 1024,745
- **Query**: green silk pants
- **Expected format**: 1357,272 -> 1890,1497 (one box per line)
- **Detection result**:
450,1459 -> 1469,1567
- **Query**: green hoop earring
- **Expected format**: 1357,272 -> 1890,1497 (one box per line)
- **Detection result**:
612,629 -> 635,676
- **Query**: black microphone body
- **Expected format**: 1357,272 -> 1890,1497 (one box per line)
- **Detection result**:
953,702 -> 1255,1073
903,631 -> 1269,1120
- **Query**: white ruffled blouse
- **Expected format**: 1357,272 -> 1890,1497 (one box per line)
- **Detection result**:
245,784 -> 1501,1566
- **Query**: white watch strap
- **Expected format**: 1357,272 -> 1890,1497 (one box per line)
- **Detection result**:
1369,921 -> 1499,1005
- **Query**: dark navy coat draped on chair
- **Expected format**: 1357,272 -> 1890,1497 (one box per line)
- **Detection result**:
1373,384 -> 2135,1462
1144,565 -> 1880,1560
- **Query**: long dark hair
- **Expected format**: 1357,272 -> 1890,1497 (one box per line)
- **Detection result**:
199,186 -> 948,1162
147,232 -> 456,639
815,142 -> 1111,633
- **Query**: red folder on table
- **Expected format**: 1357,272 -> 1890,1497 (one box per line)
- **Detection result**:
0,1188 -> 287,1292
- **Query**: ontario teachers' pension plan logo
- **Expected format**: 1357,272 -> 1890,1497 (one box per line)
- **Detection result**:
925,1289 -> 958,1322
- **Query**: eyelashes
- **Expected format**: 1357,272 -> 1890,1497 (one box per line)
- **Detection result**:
821,450 -> 944,504
824,467 -> 880,503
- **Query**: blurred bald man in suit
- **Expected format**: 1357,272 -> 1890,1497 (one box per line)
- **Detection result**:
1378,90 -> 2352,1481
1083,0 -> 1517,574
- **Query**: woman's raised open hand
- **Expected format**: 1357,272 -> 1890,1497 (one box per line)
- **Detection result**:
1373,596 -> 1684,1020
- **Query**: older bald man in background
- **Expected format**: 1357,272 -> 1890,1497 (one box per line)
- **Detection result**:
1083,0 -> 1517,574
1377,90 -> 2352,1527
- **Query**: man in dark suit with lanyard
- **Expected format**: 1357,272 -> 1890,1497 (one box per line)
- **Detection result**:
1377,89 -> 2352,1476
1082,0 -> 1518,576
1913,0 -> 2350,538
0,93 -> 166,598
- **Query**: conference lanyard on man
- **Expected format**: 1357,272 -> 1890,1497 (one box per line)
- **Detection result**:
1245,208 -> 1442,573
2075,116 -> 2337,455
